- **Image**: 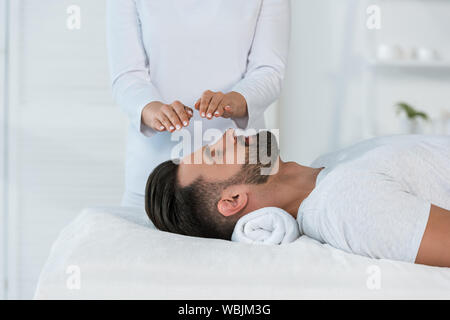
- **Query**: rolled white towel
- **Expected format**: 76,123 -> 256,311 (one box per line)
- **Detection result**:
231,207 -> 300,245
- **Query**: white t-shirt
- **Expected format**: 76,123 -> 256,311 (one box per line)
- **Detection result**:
297,135 -> 450,263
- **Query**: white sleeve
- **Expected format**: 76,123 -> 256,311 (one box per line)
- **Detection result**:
106,0 -> 163,137
231,0 -> 291,129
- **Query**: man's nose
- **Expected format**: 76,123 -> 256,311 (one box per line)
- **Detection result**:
225,128 -> 235,137
224,129 -> 236,146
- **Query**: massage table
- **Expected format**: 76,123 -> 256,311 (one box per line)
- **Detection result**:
34,206 -> 450,299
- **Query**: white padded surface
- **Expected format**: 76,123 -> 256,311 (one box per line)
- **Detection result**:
34,207 -> 450,299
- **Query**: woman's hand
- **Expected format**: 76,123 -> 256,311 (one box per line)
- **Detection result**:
142,100 -> 194,132
195,90 -> 248,120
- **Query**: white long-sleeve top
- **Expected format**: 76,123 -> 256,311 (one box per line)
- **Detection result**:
106,0 -> 291,207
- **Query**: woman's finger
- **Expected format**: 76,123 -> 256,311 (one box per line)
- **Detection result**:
172,101 -> 190,127
206,92 -> 224,119
185,106 -> 194,118
194,99 -> 201,111
161,105 -> 183,131
223,105 -> 233,118
158,113 -> 174,132
199,90 -> 213,118
214,105 -> 225,118
153,118 -> 166,131
215,98 -> 231,118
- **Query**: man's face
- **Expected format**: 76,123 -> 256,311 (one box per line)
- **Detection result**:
177,129 -> 278,187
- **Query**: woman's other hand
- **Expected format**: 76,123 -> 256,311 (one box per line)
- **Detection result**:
142,101 -> 194,132
195,90 -> 248,120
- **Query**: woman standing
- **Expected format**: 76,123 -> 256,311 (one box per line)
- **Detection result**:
106,0 -> 291,207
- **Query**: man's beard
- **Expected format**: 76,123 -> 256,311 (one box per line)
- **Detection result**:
240,130 -> 280,184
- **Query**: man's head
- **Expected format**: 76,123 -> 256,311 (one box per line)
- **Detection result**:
145,129 -> 280,239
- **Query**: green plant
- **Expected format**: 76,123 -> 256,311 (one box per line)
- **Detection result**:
395,102 -> 429,121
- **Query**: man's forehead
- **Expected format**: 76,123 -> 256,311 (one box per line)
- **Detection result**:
177,161 -> 201,187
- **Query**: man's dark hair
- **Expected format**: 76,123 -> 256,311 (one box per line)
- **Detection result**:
145,160 -> 268,240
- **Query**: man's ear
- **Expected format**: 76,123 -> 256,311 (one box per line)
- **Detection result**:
217,186 -> 248,217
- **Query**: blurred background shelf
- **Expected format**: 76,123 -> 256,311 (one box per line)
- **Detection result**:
368,60 -> 450,70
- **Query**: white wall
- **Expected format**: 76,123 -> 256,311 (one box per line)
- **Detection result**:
3,0 -> 127,299
368,0 -> 450,136
279,0 -> 450,165
279,0 -> 337,164
0,0 -> 8,300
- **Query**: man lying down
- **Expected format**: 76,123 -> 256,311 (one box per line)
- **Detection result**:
145,129 -> 450,268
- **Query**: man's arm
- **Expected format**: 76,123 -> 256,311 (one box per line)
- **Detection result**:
415,204 -> 450,268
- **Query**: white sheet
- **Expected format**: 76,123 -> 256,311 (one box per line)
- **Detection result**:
34,206 -> 450,299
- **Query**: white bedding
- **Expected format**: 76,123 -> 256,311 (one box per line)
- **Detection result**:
34,206 -> 450,299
